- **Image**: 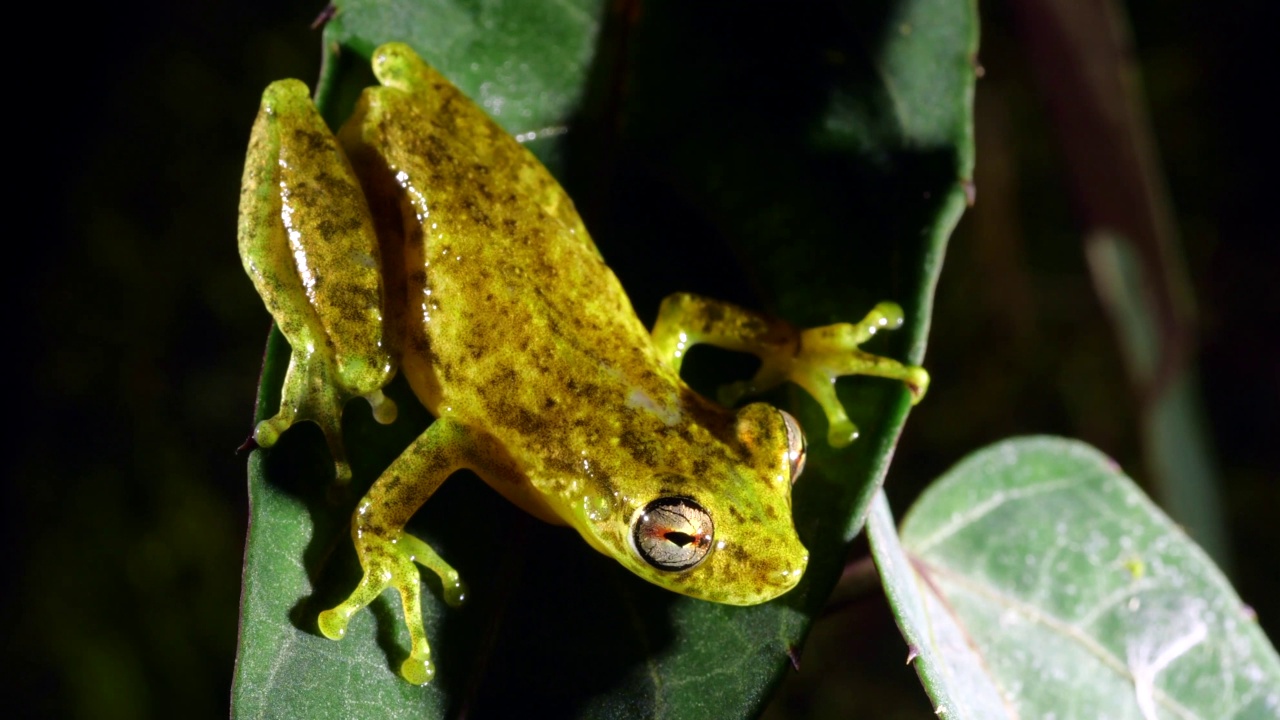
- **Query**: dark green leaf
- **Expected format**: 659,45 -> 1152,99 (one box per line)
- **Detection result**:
323,0 -> 605,136
233,0 -> 977,716
871,437 -> 1280,719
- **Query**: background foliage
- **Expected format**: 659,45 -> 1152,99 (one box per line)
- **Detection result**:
234,0 -> 972,716
6,0 -> 1275,717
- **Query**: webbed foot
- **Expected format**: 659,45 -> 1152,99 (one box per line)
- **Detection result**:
317,417 -> 474,684
723,301 -> 929,447
253,347 -> 398,483
317,529 -> 465,685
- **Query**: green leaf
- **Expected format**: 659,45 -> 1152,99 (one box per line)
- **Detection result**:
321,0 -> 605,135
871,437 -> 1280,719
868,491 -> 1009,719
233,0 -> 977,717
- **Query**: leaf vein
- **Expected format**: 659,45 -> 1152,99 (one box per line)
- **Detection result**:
920,560 -> 1203,720
910,477 -> 1076,554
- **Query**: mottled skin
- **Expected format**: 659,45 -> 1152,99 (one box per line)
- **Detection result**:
237,77 -> 398,482
238,43 -> 929,685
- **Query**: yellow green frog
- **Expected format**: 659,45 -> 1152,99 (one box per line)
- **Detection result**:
238,42 -> 928,685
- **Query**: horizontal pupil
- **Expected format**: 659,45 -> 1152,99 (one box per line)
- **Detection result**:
664,531 -> 695,548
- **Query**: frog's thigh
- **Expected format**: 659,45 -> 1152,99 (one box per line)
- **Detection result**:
317,416 -> 474,685
239,78 -> 397,482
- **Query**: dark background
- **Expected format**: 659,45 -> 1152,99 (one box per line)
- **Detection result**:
6,0 -> 1274,717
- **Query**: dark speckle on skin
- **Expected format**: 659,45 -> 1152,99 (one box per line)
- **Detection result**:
619,429 -> 658,467
691,458 -> 710,478
593,473 -> 618,499
294,127 -> 333,155
510,406 -> 540,437
655,474 -> 692,496
541,453 -> 578,477
703,303 -> 725,329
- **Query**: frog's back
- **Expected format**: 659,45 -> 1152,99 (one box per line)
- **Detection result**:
339,48 -> 667,438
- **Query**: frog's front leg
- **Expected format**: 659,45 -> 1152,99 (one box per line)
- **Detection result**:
238,79 -> 398,482
317,416 -> 477,685
651,293 -> 930,447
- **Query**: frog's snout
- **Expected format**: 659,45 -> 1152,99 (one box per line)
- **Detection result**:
749,539 -> 809,603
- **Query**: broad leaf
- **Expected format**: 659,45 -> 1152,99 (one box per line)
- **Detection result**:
233,0 -> 977,717
868,491 -> 1009,719
870,437 -> 1280,719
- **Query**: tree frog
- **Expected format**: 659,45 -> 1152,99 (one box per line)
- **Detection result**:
239,42 -> 929,686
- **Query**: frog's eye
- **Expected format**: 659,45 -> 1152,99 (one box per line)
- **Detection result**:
632,497 -> 714,571
780,410 -> 807,484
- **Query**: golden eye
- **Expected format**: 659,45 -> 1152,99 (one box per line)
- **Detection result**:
779,410 -> 807,484
632,497 -> 714,571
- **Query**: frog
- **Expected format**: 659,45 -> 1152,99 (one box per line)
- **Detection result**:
238,42 -> 929,686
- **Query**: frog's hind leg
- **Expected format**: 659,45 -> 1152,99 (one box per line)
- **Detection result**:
252,343 -> 348,478
252,342 -> 397,483
238,78 -> 398,483
651,293 -> 929,448
317,417 -> 471,685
